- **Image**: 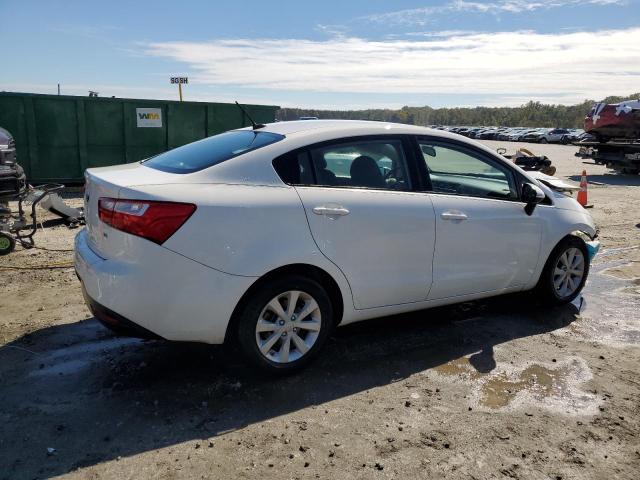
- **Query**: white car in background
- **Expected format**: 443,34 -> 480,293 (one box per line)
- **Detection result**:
75,120 -> 599,373
506,128 -> 529,141
539,128 -> 571,143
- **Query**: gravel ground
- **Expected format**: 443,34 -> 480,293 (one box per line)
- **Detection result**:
1,142 -> 639,480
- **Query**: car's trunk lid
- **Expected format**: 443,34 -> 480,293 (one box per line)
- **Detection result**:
84,163 -> 183,258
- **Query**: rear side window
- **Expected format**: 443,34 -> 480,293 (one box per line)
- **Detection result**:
273,151 -> 314,185
144,130 -> 284,174
273,139 -> 411,191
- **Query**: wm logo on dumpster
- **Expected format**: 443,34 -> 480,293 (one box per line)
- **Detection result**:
136,108 -> 162,128
138,112 -> 160,120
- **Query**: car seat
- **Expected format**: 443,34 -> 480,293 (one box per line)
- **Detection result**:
350,156 -> 385,188
315,157 -> 337,185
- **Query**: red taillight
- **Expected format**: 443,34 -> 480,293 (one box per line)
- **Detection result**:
98,197 -> 196,244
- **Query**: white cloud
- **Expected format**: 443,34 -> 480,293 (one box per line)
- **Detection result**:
363,0 -> 628,26
315,23 -> 348,37
142,28 -> 640,105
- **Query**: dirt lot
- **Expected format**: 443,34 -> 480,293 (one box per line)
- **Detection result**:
1,142 -> 639,480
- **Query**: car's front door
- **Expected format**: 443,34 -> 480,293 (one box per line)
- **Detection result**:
290,137 -> 436,309
416,139 -> 543,300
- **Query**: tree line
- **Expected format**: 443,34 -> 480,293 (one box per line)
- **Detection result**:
277,93 -> 640,128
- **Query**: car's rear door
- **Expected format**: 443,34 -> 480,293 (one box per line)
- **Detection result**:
415,138 -> 543,300
275,136 -> 436,309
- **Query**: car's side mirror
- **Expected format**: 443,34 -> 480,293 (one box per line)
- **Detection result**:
522,182 -> 545,215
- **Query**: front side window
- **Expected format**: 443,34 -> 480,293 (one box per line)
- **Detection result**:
419,141 -> 517,200
145,130 -> 284,174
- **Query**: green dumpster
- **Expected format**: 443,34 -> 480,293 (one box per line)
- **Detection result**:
0,92 -> 279,183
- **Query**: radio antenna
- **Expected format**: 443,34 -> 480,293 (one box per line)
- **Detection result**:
235,101 -> 265,130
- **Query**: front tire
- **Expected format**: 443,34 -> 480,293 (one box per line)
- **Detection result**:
534,236 -> 589,305
235,275 -> 333,373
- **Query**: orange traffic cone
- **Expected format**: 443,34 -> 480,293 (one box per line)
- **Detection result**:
577,169 -> 589,207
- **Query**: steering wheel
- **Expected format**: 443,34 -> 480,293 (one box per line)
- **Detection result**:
383,165 -> 402,180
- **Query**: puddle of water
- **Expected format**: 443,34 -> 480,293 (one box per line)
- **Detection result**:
478,358 -> 598,415
480,364 -> 568,409
432,356 -> 599,415
567,255 -> 640,347
433,357 -> 479,379
593,245 -> 639,258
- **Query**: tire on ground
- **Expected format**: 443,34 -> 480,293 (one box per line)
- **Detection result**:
0,232 -> 15,255
533,235 -> 590,305
235,274 -> 334,374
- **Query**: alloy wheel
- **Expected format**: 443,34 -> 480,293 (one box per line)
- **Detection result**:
255,290 -> 322,364
553,247 -> 585,299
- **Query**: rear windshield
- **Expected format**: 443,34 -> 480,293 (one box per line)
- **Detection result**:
144,130 -> 284,174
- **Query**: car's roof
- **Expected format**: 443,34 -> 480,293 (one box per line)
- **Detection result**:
240,119 -> 441,137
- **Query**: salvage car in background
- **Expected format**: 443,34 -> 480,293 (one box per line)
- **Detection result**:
76,121 -> 599,373
539,128 -> 571,143
520,129 -> 549,143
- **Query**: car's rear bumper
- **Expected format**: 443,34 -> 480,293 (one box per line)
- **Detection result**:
80,282 -> 162,339
74,228 -> 256,344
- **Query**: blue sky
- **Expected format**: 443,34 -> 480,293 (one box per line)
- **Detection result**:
2,0 -> 639,109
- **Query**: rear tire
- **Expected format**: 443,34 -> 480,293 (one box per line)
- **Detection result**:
534,236 -> 589,305
0,232 -> 15,255
235,275 -> 333,374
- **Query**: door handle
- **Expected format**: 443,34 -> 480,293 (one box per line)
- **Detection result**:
313,205 -> 350,216
441,210 -> 468,221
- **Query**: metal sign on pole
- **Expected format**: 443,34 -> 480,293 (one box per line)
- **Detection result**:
170,77 -> 188,101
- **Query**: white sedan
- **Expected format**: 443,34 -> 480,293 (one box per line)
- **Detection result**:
540,128 -> 572,144
75,120 -> 599,373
